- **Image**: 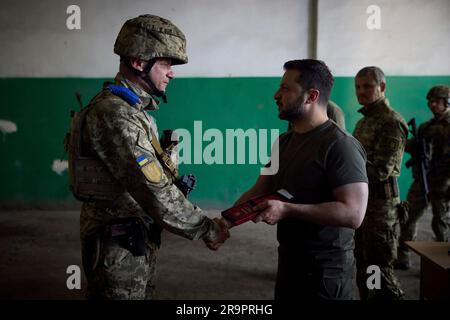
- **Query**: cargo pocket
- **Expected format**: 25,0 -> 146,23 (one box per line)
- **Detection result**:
103,241 -> 131,269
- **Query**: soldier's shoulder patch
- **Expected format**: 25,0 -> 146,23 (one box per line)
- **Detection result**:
136,155 -> 162,183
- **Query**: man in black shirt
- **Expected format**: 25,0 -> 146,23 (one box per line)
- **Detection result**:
234,59 -> 369,300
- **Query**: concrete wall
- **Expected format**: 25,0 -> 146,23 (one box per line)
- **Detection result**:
318,0 -> 450,76
0,0 -> 309,77
0,0 -> 449,207
2,0 -> 448,77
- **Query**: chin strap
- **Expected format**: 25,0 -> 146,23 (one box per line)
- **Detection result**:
141,60 -> 168,103
123,58 -> 168,103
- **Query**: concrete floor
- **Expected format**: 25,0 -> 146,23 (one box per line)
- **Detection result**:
0,209 -> 433,300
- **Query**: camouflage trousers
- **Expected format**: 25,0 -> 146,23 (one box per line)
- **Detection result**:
81,233 -> 158,300
398,177 -> 450,265
355,197 -> 404,300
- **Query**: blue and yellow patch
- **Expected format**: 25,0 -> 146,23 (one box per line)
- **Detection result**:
136,155 -> 162,183
136,155 -> 149,167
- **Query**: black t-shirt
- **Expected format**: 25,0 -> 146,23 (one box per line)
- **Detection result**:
267,120 -> 368,271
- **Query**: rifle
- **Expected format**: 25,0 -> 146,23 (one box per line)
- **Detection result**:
406,118 -> 429,203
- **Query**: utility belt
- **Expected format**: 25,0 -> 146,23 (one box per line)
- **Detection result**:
369,176 -> 399,199
103,217 -> 161,255
82,217 -> 162,275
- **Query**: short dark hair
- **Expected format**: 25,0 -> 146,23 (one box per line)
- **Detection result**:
283,59 -> 334,106
356,66 -> 385,85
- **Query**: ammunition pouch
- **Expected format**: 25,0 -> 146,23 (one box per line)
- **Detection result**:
67,107 -> 124,202
82,218 -> 162,276
106,217 -> 162,255
106,218 -> 148,256
369,176 -> 399,200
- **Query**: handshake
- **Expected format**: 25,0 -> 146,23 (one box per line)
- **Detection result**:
202,217 -> 232,251
202,189 -> 293,250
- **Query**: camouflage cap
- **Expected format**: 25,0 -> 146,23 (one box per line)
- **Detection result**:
426,85 -> 450,104
114,14 -> 188,65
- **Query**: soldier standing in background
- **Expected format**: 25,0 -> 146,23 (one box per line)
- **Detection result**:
327,100 -> 346,130
288,100 -> 346,132
397,85 -> 450,269
67,14 -> 229,300
352,66 -> 408,300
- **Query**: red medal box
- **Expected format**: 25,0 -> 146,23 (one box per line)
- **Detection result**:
221,189 -> 293,226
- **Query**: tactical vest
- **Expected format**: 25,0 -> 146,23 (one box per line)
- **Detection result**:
67,101 -> 124,202
66,85 -> 179,202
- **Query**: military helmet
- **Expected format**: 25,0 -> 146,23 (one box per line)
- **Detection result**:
114,14 -> 188,65
426,85 -> 450,107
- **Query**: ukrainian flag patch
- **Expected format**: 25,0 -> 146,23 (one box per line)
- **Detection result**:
136,155 -> 149,167
136,155 -> 162,183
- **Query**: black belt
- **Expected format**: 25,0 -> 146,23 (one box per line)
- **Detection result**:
105,218 -> 148,256
105,217 -> 162,253
107,218 -> 141,237
369,176 -> 399,199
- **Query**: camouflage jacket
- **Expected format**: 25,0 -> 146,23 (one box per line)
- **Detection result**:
79,73 -> 214,241
353,97 -> 408,183
407,108 -> 450,177
327,100 -> 346,130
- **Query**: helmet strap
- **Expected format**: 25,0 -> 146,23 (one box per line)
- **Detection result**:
142,60 -> 168,103
123,58 -> 168,103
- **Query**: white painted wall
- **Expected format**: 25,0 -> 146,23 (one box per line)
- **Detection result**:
318,0 -> 450,76
1,0 -> 449,78
0,0 -> 309,77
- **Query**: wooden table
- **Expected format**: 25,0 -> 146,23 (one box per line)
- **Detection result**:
405,241 -> 450,300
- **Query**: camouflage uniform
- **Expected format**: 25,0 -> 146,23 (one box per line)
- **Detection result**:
327,100 -> 346,130
398,105 -> 450,266
353,97 -> 408,300
68,15 -> 224,300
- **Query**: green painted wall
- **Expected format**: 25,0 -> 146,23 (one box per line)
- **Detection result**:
1,76 -> 449,207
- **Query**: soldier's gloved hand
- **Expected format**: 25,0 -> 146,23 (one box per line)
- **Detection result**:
202,217 -> 230,251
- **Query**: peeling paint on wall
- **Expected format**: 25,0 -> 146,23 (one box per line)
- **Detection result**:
0,119 -> 18,134
52,159 -> 68,175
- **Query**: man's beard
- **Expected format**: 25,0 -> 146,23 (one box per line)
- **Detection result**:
278,97 -> 305,121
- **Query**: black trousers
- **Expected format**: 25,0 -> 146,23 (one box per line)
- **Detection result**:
275,248 -> 355,300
